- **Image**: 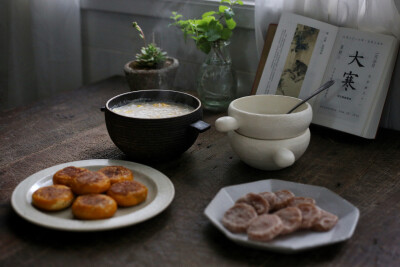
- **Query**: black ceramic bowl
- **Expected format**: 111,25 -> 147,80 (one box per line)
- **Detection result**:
102,90 -> 210,162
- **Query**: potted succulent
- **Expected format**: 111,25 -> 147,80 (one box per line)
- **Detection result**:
171,0 -> 243,112
124,22 -> 179,91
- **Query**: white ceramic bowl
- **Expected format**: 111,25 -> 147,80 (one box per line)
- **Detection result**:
216,95 -> 312,140
228,128 -> 310,170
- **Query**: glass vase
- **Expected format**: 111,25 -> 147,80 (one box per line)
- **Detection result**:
196,41 -> 237,112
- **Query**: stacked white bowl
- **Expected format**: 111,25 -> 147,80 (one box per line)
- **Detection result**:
215,95 -> 313,170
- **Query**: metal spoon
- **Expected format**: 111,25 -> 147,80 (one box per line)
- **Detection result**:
287,80 -> 335,114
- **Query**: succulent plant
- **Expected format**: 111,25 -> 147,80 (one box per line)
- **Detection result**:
135,43 -> 167,69
132,22 -> 167,69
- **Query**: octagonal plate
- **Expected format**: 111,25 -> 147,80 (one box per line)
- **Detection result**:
204,179 -> 359,253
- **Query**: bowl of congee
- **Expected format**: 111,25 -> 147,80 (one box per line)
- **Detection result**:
102,90 -> 210,161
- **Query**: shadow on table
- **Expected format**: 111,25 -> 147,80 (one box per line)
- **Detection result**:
202,223 -> 347,265
4,203 -> 173,251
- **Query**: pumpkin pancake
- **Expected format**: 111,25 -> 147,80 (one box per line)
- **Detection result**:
107,180 -> 148,207
72,194 -> 117,220
32,185 -> 74,211
53,166 -> 89,187
70,171 -> 110,195
98,166 -> 133,184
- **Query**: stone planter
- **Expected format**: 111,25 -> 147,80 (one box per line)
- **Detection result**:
124,57 -> 179,91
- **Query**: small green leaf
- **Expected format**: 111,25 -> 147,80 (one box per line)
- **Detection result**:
193,34 -> 206,41
202,11 -> 216,18
220,28 -> 232,40
219,5 -> 228,13
225,18 -> 236,30
221,0 -> 231,4
207,33 -> 221,42
197,38 -> 212,54
206,31 -> 221,41
197,24 -> 207,32
198,16 -> 215,26
205,20 -> 223,41
197,18 -> 212,33
235,0 -> 243,5
170,11 -> 183,21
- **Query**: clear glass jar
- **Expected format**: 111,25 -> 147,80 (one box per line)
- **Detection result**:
196,41 -> 237,112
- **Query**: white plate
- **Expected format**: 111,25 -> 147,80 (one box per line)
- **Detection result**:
11,159 -> 175,231
204,179 -> 359,253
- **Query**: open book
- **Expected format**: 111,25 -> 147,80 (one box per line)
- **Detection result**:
254,13 -> 399,139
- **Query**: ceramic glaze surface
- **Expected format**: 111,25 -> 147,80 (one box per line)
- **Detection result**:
104,90 -> 209,162
216,95 -> 312,140
228,129 -> 310,170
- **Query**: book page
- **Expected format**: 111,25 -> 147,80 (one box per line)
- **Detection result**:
312,28 -> 397,137
255,12 -> 338,102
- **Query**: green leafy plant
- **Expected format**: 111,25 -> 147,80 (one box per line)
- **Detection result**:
132,22 -> 167,69
170,0 -> 243,54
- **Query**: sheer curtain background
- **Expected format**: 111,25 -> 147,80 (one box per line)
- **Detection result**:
255,0 -> 400,130
0,0 -> 81,111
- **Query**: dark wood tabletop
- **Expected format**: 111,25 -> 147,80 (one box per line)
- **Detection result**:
1,76 -> 399,266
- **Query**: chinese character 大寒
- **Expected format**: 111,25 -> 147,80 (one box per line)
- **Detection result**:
342,71 -> 358,90
348,51 -> 365,67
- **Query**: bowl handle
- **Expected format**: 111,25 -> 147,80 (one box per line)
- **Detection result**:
100,106 -> 106,112
190,120 -> 211,133
272,148 -> 295,168
215,116 -> 239,132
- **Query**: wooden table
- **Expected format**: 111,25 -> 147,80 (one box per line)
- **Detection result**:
1,76 -> 399,266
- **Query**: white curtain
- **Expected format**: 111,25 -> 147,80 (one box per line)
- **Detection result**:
0,0 -> 82,111
255,0 -> 400,131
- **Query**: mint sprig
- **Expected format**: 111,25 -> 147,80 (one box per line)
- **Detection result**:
170,0 -> 243,54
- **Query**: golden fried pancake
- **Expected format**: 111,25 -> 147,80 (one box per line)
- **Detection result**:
71,194 -> 117,220
53,166 -> 89,187
70,171 -> 110,195
32,185 -> 74,211
107,180 -> 148,207
98,166 -> 134,184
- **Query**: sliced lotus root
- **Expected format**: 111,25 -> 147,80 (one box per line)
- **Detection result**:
288,196 -> 316,207
259,191 -> 278,210
312,208 -> 339,231
297,203 -> 321,229
236,192 -> 270,214
222,203 -> 258,233
247,214 -> 284,242
274,206 -> 302,235
273,190 -> 295,210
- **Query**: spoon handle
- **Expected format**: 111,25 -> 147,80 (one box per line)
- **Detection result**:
287,80 -> 335,114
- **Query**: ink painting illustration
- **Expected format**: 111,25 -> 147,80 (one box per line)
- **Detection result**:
277,24 -> 319,97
